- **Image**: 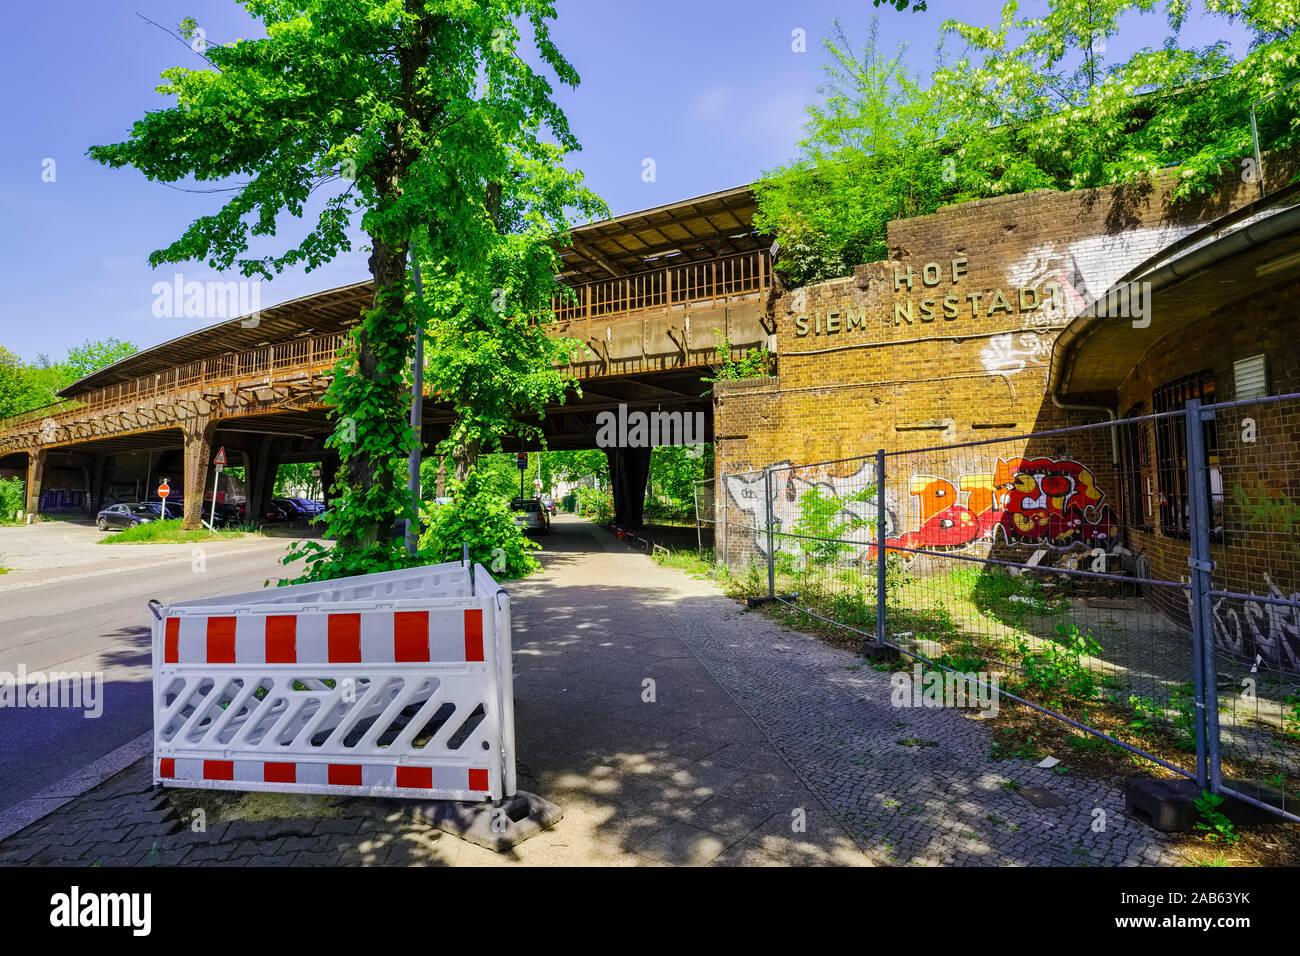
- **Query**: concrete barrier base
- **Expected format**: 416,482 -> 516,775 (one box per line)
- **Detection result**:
395,791 -> 563,852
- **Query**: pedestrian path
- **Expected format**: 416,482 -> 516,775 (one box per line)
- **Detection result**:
0,516 -> 1179,866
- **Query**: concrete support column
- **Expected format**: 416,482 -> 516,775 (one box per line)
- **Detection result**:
604,446 -> 652,529
181,418 -> 215,530
89,455 -> 107,513
248,437 -> 280,523
25,449 -> 46,516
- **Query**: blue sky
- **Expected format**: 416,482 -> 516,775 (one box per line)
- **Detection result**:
0,1 -> 1249,364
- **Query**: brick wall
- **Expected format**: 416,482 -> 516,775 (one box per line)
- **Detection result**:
713,165 -> 1273,575
1115,275 -> 1300,647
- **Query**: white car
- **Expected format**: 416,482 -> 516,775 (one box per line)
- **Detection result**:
511,498 -> 550,534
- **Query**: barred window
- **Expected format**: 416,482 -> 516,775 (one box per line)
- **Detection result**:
1152,372 -> 1218,537
1118,404 -> 1151,531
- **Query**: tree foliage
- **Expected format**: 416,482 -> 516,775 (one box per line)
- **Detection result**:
61,338 -> 137,382
757,1 -> 1300,285
0,339 -> 138,419
418,469 -> 541,578
90,1 -> 602,579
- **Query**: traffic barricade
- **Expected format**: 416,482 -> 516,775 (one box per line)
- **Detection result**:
149,560 -> 516,802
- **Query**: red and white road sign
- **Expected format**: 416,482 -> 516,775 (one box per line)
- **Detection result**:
214,447 -> 227,468
157,480 -> 171,499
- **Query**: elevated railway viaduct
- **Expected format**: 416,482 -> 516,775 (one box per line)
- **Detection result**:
0,186 -> 772,529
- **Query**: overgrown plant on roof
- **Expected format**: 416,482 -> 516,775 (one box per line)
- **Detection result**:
757,1 -> 1300,286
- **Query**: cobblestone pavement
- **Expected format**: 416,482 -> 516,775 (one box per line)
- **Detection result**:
659,599 -> 1182,866
0,516 -> 1182,866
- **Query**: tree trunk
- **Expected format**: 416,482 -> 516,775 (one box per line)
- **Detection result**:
340,236 -> 410,551
452,437 -> 480,482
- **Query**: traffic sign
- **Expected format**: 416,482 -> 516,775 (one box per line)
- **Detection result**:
157,480 -> 171,499
516,452 -> 527,471
214,447 -> 227,468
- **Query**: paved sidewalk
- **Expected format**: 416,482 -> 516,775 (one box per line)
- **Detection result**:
0,516 -> 1181,866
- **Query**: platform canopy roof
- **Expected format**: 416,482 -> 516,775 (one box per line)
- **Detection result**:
61,185 -> 763,398
60,281 -> 375,397
1050,186 -> 1300,405
553,183 -> 763,285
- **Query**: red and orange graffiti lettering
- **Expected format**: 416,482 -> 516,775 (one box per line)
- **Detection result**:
878,457 -> 1115,555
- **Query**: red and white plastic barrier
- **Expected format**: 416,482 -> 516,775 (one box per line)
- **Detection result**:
150,561 -> 515,802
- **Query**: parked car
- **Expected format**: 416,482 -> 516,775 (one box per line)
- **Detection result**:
540,494 -> 557,515
289,497 -> 326,516
511,497 -> 550,534
206,502 -> 243,527
143,495 -> 184,519
265,497 -> 313,522
96,502 -> 163,531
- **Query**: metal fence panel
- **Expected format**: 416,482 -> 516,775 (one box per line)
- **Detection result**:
1200,393 -> 1300,819
723,400 -> 1300,822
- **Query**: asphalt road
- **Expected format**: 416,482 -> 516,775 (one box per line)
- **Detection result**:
0,522 -> 305,815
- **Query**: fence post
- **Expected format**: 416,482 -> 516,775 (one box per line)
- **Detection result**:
764,466 -> 775,599
1184,398 -> 1222,793
876,449 -> 887,647
693,480 -> 703,558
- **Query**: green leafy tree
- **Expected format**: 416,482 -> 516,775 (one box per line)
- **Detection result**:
90,0 -> 601,579
274,462 -> 321,498
418,469 -> 541,578
757,2 -> 1300,285
0,477 -> 25,522
0,349 -> 52,419
755,21 -> 955,285
646,444 -> 712,518
551,449 -> 609,485
61,338 -> 137,382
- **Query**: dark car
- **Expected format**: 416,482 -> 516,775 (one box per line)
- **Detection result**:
96,502 -> 163,531
540,494 -> 556,515
204,501 -> 243,528
290,497 -> 326,518
143,495 -> 183,520
266,497 -> 313,522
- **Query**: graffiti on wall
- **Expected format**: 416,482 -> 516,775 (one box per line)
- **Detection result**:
883,457 -> 1116,553
986,225 -> 1201,377
979,332 -> 1053,376
723,455 -> 1116,562
1205,574 -> 1300,674
722,460 -> 899,563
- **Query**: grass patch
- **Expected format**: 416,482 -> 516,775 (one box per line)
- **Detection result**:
100,519 -> 261,545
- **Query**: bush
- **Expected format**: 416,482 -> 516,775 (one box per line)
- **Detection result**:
0,477 -> 24,521
573,486 -> 613,522
418,469 -> 541,579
